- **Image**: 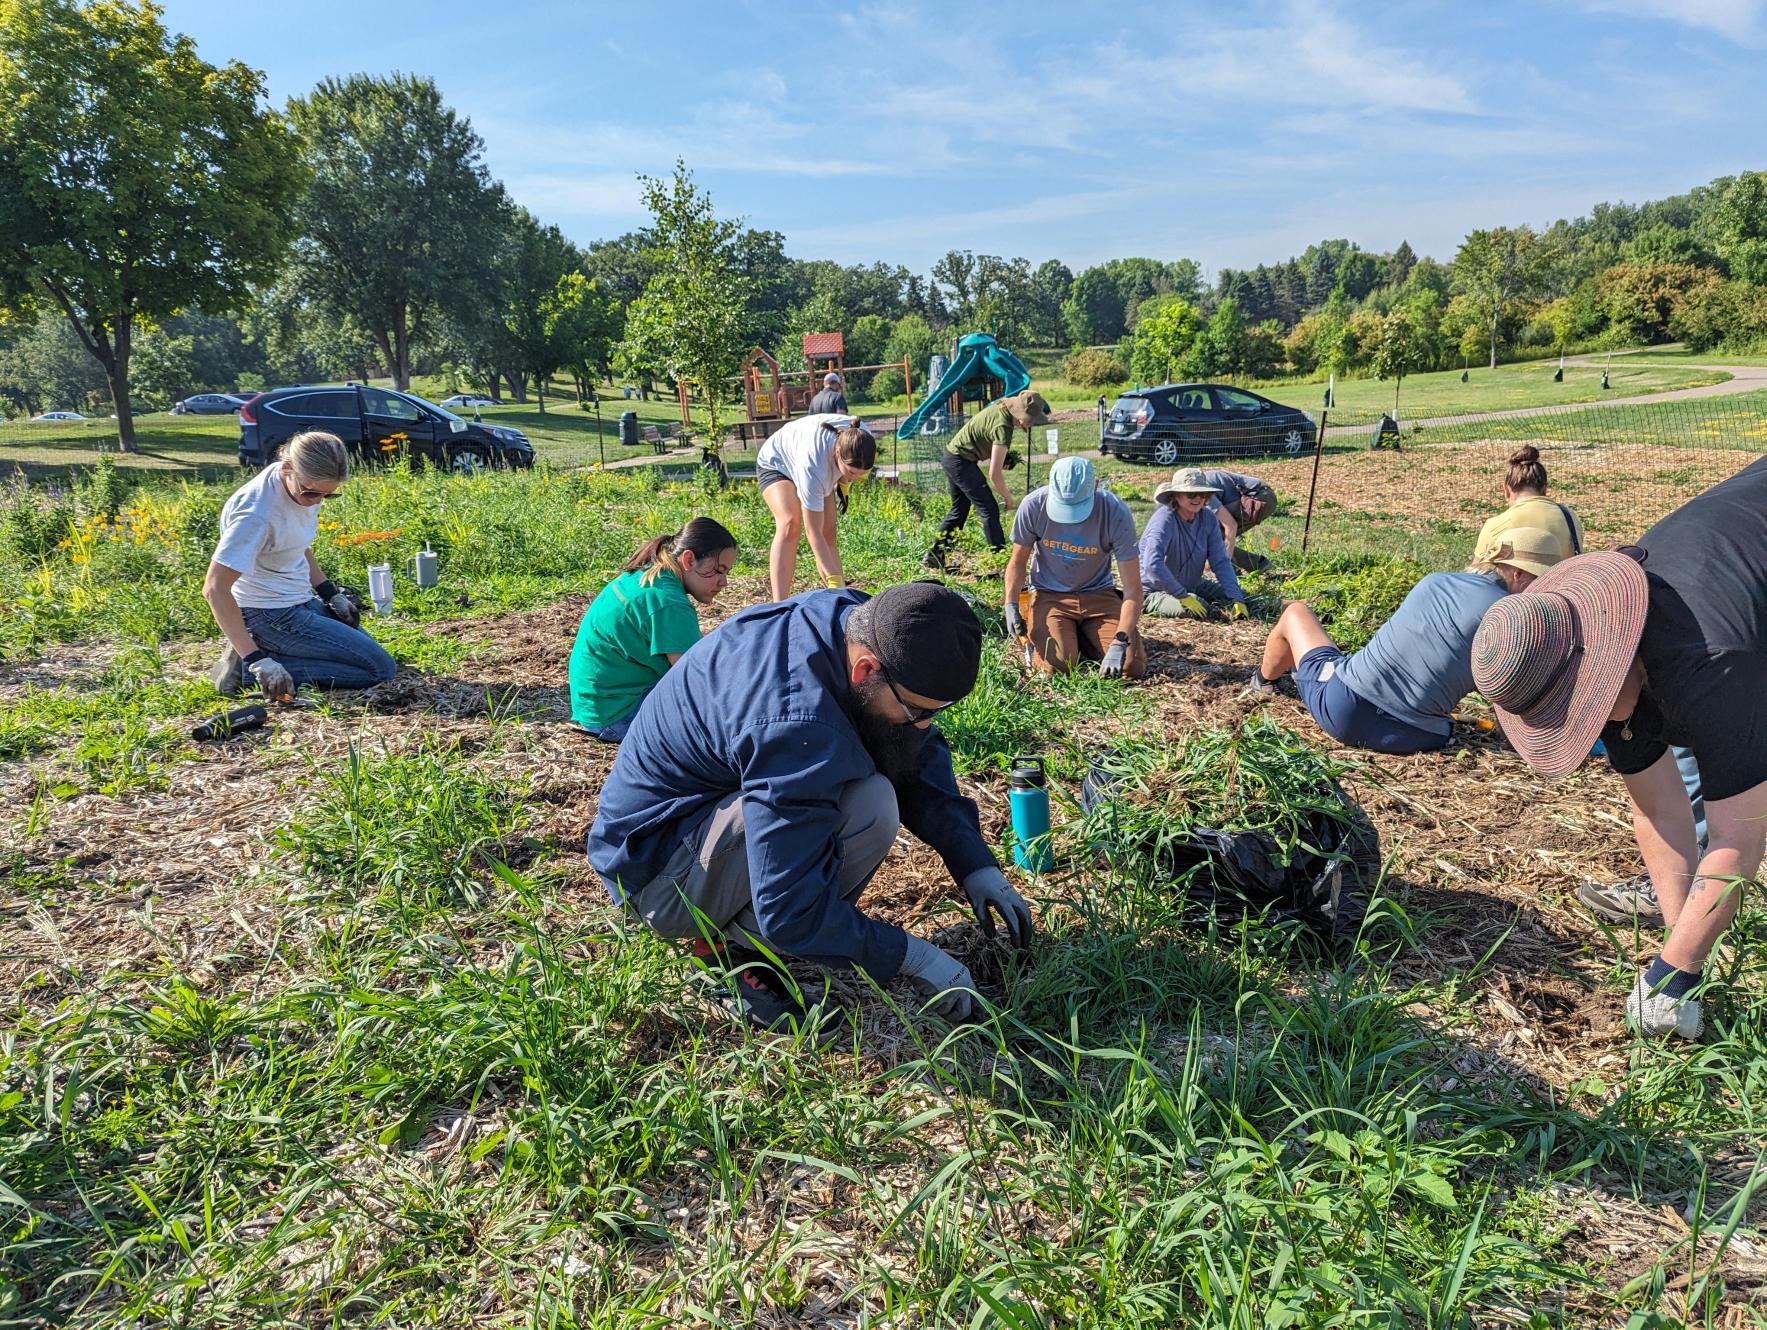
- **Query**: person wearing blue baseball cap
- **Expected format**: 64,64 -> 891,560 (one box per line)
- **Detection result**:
1003,455 -> 1146,678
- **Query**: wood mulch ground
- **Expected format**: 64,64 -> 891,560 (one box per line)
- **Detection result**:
2,575 -> 1762,1310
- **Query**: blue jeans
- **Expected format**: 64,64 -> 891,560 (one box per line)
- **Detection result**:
576,711 -> 634,744
1295,645 -> 1447,756
240,598 -> 397,689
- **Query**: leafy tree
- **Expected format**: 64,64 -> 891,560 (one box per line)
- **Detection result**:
931,250 -> 980,325
287,73 -> 504,391
618,160 -> 751,441
1385,241 -> 1418,289
0,0 -> 303,448
1129,295 -> 1201,383
1703,171 -> 1767,284
126,326 -> 197,409
1062,267 -> 1122,344
1593,262 -> 1714,345
242,277 -> 379,387
546,272 -> 619,402
884,313 -> 938,391
1670,277 -> 1767,352
498,208 -> 580,411
1334,250 -> 1383,303
1200,298 -> 1249,378
1623,223 -> 1702,267
1371,308 -> 1426,418
1027,260 -> 1073,343
1452,226 -> 1551,368
0,314 -> 108,416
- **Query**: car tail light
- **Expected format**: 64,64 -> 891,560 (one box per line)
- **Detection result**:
239,394 -> 261,424
1135,406 -> 1150,426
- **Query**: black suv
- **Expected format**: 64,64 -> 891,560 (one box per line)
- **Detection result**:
238,384 -> 535,472
1100,383 -> 1315,465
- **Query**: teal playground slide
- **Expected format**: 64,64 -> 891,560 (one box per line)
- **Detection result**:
895,332 -> 1031,440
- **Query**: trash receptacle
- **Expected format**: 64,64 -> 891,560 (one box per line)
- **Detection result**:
618,410 -> 639,448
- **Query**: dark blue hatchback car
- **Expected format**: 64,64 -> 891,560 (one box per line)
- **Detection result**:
1100,383 -> 1316,464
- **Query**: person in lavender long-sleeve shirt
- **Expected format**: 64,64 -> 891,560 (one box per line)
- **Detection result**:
1138,468 -> 1247,619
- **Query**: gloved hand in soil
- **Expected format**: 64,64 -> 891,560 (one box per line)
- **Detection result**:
1005,602 -> 1028,640
315,580 -> 361,629
1100,632 -> 1130,678
962,866 -> 1033,949
1229,600 -> 1249,620
1176,594 -> 1209,619
900,935 -> 981,1022
245,652 -> 295,702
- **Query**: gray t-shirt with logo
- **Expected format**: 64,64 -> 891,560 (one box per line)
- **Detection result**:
1011,486 -> 1140,594
1335,571 -> 1507,736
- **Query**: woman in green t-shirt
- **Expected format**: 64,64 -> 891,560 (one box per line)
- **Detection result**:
569,518 -> 738,742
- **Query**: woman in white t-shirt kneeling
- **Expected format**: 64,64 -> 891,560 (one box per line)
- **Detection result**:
202,431 -> 397,698
754,413 -> 875,601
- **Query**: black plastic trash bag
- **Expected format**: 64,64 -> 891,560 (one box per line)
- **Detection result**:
1079,758 -> 1379,942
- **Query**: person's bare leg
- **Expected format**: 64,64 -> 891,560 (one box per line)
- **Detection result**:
1259,600 -> 1334,681
762,482 -> 802,602
1658,780 -> 1767,972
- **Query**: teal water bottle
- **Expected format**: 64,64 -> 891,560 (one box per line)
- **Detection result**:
1009,755 -> 1052,873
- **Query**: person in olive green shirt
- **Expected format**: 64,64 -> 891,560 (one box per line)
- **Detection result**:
922,388 -> 1051,570
569,518 -> 738,742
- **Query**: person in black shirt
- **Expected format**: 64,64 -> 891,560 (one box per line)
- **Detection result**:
807,373 -> 847,415
1471,457 -> 1767,1040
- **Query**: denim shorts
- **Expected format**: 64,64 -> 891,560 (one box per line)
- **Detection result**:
1294,646 -> 1447,755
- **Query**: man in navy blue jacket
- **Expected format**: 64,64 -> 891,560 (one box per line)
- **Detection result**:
588,581 -> 1033,1031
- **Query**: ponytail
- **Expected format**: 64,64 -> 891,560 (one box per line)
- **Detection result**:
625,516 -> 738,586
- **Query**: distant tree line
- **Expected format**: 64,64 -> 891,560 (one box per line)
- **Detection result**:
5,2 -> 1767,446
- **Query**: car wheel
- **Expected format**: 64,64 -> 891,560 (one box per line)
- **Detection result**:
1151,436 -> 1181,467
449,445 -> 489,476
1276,426 -> 1309,455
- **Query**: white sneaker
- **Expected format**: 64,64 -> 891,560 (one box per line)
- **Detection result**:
1579,872 -> 1662,925
1626,972 -> 1703,1039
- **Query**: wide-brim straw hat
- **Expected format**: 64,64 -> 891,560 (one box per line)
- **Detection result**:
1482,525 -> 1565,579
1002,390 -> 1052,428
1470,551 -> 1648,776
1153,467 -> 1218,502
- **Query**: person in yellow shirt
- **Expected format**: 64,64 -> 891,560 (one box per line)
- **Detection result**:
1472,446 -> 1583,564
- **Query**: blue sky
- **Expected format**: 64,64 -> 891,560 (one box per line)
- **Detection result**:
162,0 -> 1767,278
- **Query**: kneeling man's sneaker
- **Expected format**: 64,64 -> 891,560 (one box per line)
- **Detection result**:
1579,872 -> 1663,925
1626,972 -> 1703,1040
208,645 -> 243,697
688,938 -> 809,1034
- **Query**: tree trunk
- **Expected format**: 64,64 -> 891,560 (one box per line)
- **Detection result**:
391,305 -> 411,391
504,371 -> 529,403
1487,318 -> 1499,370
534,372 -> 546,414
107,310 -> 138,454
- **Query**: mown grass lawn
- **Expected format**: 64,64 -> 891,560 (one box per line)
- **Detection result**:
3,452 -> 1765,1325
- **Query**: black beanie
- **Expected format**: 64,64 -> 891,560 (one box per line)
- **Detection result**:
864,580 -> 983,702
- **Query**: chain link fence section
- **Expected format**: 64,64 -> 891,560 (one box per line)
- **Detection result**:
1295,389 -> 1767,548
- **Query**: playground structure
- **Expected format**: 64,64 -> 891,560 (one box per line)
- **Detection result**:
896,332 -> 1031,439
675,333 -> 919,445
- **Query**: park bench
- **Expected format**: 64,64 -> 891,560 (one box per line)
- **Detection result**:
640,423 -> 673,454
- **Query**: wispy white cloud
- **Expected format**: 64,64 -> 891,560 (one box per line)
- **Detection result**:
1579,0 -> 1764,43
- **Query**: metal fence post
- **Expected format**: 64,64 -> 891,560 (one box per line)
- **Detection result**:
1300,409 -> 1330,554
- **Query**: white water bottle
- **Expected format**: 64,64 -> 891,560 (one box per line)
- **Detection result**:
367,563 -> 394,614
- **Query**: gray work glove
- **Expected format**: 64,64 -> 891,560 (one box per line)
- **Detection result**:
961,866 -> 1033,949
246,653 -> 295,702
1005,601 -> 1027,640
315,580 -> 361,629
899,935 -> 981,1023
1100,632 -> 1130,678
